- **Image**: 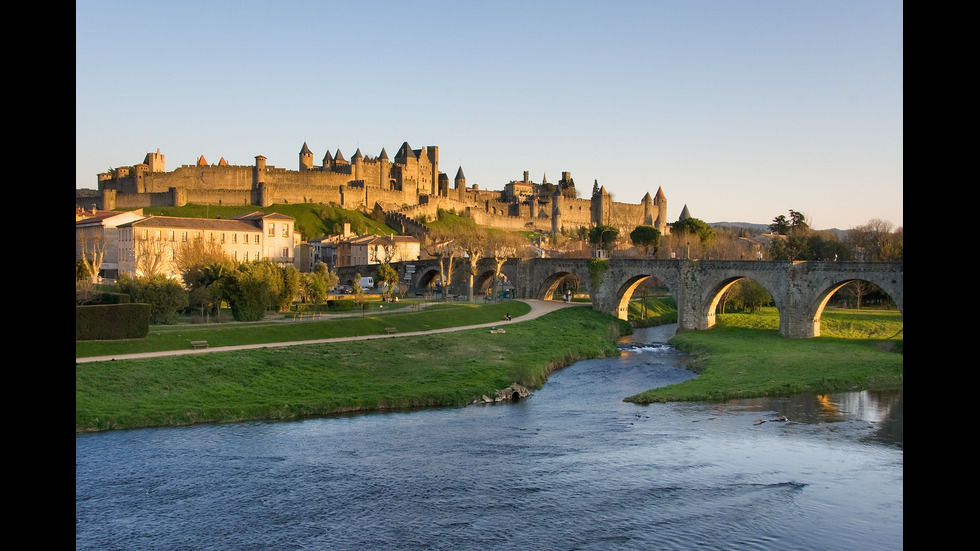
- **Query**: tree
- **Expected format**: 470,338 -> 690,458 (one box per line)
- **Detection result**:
279,264 -> 300,312
78,234 -> 107,284
134,234 -> 171,279
185,260 -> 234,322
769,210 -> 808,235
670,217 -> 715,255
486,231 -> 528,300
459,227 -> 489,301
352,271 -> 368,315
846,219 -> 900,261
377,262 -> 399,301
299,272 -> 328,314
629,225 -> 661,256
116,273 -> 189,324
313,261 -> 339,291
588,224 -> 619,255
421,228 -> 464,300
223,267 -> 272,322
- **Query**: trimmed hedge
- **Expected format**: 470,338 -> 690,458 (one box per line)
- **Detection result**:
76,303 -> 151,341
327,299 -> 356,311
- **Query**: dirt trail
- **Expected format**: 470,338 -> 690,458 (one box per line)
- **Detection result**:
76,300 -> 586,364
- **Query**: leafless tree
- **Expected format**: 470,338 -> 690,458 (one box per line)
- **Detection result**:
78,234 -> 106,284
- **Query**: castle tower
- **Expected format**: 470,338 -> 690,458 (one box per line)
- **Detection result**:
143,149 -> 165,172
322,150 -> 333,170
551,184 -> 564,233
254,155 -> 267,187
352,148 -> 363,180
378,148 -> 391,189
591,183 -> 611,226
455,166 -> 466,200
438,172 -> 450,197
654,186 -> 668,233
299,142 -> 314,171
642,192 -> 654,226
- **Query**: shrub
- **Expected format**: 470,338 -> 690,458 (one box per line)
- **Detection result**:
76,303 -> 151,340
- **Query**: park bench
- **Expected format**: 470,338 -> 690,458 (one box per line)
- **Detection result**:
190,340 -> 209,349
383,327 -> 398,334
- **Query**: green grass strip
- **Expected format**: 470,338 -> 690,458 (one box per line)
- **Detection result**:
626,308 -> 903,403
76,306 -> 629,432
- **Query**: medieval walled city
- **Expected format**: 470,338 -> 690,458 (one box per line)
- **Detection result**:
78,141 -> 671,237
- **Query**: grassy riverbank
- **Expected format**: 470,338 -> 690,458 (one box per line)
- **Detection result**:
76,305 -> 630,432
626,307 -> 903,403
75,301 -> 531,358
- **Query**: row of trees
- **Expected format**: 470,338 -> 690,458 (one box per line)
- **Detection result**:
577,211 -> 902,262
420,225 -> 534,302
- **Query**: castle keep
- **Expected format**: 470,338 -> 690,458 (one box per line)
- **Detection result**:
86,142 -> 669,236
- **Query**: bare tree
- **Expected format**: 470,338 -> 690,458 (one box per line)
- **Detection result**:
486,231 -> 530,299
422,228 -> 465,301
458,227 -> 489,302
134,235 -> 171,279
78,234 -> 107,284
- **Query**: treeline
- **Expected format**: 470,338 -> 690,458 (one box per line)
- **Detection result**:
563,210 -> 902,262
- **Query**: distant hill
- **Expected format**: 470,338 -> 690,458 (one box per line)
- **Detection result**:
709,221 -> 847,237
709,221 -> 770,234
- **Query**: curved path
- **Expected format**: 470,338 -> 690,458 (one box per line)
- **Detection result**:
76,300 -> 586,364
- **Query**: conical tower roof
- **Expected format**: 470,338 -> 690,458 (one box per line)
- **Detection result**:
455,166 -> 465,180
300,142 -> 313,155
679,204 -> 691,220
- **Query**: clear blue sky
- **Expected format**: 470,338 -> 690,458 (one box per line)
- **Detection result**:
76,0 -> 902,231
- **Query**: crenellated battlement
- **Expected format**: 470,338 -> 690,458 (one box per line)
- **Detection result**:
86,140 -> 670,236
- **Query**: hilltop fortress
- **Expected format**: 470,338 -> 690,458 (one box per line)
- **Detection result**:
81,142 -> 670,236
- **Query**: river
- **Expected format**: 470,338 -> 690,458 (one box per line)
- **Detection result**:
75,325 -> 903,550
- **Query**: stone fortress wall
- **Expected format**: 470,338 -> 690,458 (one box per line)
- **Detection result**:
81,141 -> 670,237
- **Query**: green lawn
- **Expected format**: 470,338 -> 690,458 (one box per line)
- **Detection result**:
76,305 -> 630,432
76,301 -> 530,358
626,307 -> 903,403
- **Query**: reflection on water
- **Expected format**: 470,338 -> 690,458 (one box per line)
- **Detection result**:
76,324 -> 902,550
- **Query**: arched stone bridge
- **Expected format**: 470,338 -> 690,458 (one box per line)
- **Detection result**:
337,258 -> 903,339
515,258 -> 903,338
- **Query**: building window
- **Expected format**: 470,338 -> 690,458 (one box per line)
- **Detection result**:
169,231 -> 175,242
220,233 -> 225,243
232,234 -> 237,244
254,234 -> 260,244
268,223 -> 275,237
182,231 -> 188,242
282,247 -> 289,258
282,224 -> 289,237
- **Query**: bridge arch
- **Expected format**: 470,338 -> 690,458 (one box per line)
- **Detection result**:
611,274 -> 675,321
701,275 -> 779,329
534,271 -> 582,300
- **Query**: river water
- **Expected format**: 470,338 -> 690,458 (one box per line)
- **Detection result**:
75,325 -> 903,550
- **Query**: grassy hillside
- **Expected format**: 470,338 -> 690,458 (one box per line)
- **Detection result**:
144,203 -> 396,240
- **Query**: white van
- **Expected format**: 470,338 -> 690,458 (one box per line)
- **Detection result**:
358,276 -> 374,290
